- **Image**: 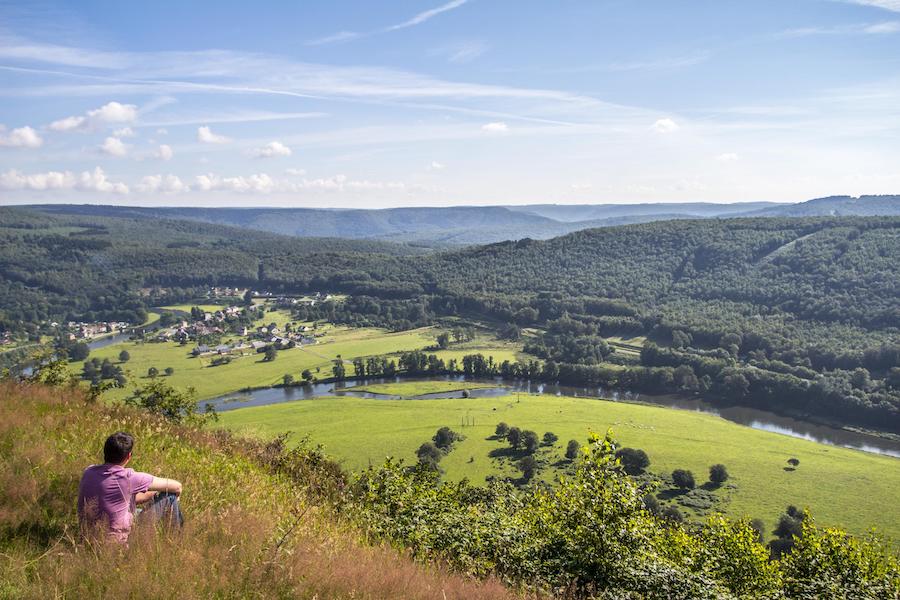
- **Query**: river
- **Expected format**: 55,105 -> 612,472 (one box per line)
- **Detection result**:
208,375 -> 900,458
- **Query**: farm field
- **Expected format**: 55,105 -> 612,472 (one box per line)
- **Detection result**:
86,322 -> 520,401
218,392 -> 900,542
345,380 -> 498,397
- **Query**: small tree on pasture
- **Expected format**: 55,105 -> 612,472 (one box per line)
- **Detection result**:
507,426 -> 522,449
787,458 -> 800,467
164,367 -> 174,376
495,422 -> 509,437
518,455 -> 538,482
416,442 -> 442,467
118,350 -> 130,363
522,430 -> 539,454
433,426 -> 463,450
147,366 -> 159,378
709,464 -> 729,485
542,431 -> 559,445
565,439 -> 580,460
672,469 -> 696,490
615,447 -> 650,475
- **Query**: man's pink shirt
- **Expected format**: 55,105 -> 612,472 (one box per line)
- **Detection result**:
77,464 -> 153,543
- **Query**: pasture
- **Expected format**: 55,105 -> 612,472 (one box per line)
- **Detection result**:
218,392 -> 900,542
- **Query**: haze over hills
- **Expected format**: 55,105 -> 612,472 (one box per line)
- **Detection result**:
26,195 -> 900,246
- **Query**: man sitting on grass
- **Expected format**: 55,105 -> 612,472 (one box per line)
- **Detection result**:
78,431 -> 184,543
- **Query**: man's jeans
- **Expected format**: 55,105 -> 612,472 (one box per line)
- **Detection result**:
138,492 -> 184,528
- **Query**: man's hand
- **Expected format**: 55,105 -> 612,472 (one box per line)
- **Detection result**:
148,476 -> 183,496
135,491 -> 158,505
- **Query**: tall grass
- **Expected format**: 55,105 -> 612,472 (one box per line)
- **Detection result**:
0,381 -> 520,599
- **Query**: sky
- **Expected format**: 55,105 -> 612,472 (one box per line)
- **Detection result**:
1,0 -> 899,208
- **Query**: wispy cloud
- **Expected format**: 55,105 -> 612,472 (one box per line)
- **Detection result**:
383,0 -> 469,32
604,52 -> 711,72
305,31 -> 361,47
839,0 -> 900,13
431,40 -> 489,63
306,0 -> 470,46
779,20 -> 900,37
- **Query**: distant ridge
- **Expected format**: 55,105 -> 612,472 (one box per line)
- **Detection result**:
26,195 -> 900,246
736,195 -> 900,217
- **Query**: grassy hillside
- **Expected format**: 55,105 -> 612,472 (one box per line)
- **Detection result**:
0,381 -> 515,599
218,392 -> 900,542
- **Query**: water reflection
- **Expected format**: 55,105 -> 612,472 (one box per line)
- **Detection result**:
207,375 -> 900,458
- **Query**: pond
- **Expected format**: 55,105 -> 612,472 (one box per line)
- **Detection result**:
207,375 -> 900,458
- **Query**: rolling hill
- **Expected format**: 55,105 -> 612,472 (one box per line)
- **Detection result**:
25,196 -> 900,246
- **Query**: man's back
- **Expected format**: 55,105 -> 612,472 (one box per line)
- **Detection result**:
77,464 -> 153,543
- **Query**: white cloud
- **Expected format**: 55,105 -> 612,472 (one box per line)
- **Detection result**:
251,141 -> 292,158
780,20 -> 900,37
0,167 -> 128,193
197,125 -> 230,144
192,172 -> 412,194
48,115 -> 86,132
842,0 -> 900,13
155,144 -> 173,161
428,161 -> 446,170
482,121 -> 509,133
100,136 -> 128,157
49,101 -> 137,132
570,182 -> 593,191
864,20 -> 900,32
0,125 -> 43,148
112,126 -> 135,138
716,152 -> 740,162
156,128 -> 169,135
652,118 -> 680,133
285,167 -> 307,176
136,174 -> 188,193
195,173 -> 276,193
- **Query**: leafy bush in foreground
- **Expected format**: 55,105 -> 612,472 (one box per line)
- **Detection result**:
347,433 -> 899,598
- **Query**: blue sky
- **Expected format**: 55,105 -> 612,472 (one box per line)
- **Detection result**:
1,0 -> 899,207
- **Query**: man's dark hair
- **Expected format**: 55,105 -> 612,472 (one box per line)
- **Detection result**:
104,432 -> 134,464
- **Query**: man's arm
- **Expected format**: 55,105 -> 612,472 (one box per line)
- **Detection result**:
147,476 -> 182,496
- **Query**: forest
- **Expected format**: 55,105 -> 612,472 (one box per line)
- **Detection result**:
1,207 -> 898,431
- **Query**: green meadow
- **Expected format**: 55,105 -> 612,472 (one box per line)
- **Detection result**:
86,318 -> 520,402
89,325 -> 439,401
218,392 -> 900,542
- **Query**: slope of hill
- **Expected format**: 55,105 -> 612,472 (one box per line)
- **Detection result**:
23,197 -> 900,246
29,204 -> 592,246
0,379 -> 513,599
507,201 -> 780,222
740,195 -> 900,217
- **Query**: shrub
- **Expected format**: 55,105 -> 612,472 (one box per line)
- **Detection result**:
517,455 -> 538,482
521,430 -> 539,454
565,439 -> 579,460
506,427 -> 521,449
542,431 -> 558,445
709,464 -> 729,485
615,447 -> 650,475
416,442 -> 443,467
672,469 -> 696,490
494,422 -> 509,437
433,426 -> 463,450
